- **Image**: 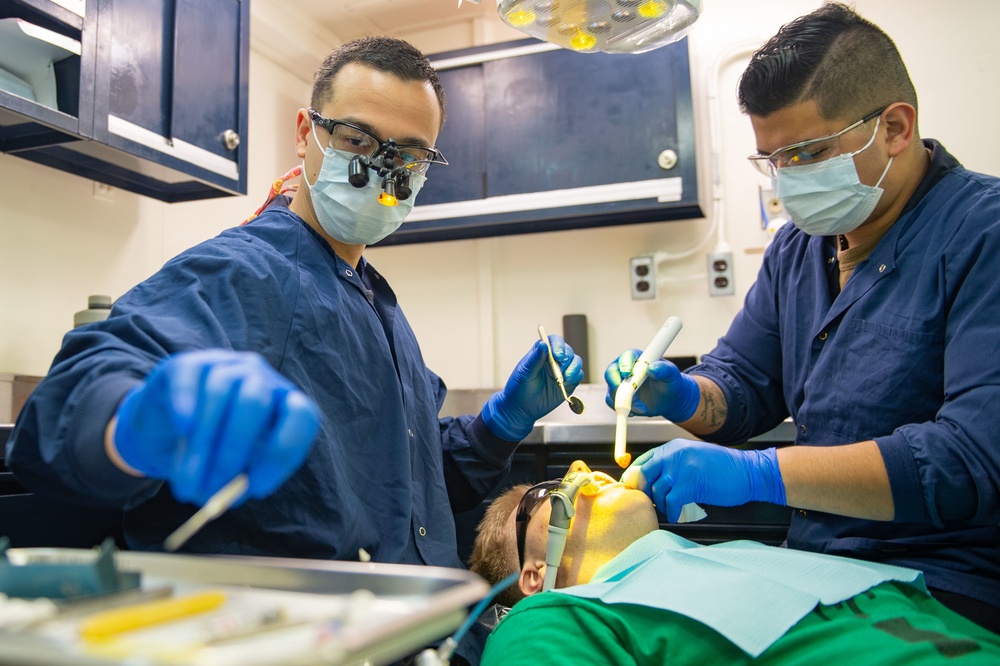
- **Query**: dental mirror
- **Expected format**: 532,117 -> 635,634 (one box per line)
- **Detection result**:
537,325 -> 584,415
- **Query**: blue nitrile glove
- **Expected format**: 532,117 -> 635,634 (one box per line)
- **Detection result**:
604,350 -> 700,422
113,350 -> 321,507
621,438 -> 786,522
481,335 -> 584,441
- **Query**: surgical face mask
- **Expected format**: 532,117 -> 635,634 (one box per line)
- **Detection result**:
305,123 -> 425,245
772,118 -> 893,236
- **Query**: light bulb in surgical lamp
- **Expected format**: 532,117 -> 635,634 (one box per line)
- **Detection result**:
496,0 -> 701,54
569,31 -> 598,51
504,6 -> 536,27
378,191 -> 399,207
638,0 -> 669,19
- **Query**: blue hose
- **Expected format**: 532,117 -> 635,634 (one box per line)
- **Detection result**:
451,571 -> 520,645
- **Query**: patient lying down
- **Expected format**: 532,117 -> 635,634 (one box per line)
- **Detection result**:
469,461 -> 1000,665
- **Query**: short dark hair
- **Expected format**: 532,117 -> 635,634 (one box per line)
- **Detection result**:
737,3 -> 917,123
469,484 -> 530,609
311,36 -> 447,129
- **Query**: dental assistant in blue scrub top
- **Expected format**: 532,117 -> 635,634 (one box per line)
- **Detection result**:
606,4 -> 1000,633
6,36 -> 582,568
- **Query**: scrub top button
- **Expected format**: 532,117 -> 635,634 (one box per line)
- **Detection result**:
818,331 -> 828,341
419,526 -> 427,537
799,509 -> 807,517
878,264 -> 886,273
345,269 -> 354,277
799,424 -> 807,434
408,429 -> 414,438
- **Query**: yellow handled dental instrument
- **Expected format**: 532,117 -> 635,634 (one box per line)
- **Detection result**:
538,325 -> 584,414
613,316 -> 683,468
79,590 -> 227,640
164,473 -> 249,552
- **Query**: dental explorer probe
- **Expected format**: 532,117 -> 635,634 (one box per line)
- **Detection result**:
613,316 -> 683,468
164,473 -> 249,552
538,325 -> 585,414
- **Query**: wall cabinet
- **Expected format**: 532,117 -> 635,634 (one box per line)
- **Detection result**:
378,38 -> 702,246
0,0 -> 248,202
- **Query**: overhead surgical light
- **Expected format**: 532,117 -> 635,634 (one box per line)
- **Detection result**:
461,0 -> 702,54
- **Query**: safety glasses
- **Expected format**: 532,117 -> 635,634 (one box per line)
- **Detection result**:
307,108 -> 448,175
515,480 -> 561,568
747,106 -> 887,177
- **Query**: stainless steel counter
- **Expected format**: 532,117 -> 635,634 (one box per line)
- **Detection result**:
446,384 -> 797,446
522,418 -> 796,446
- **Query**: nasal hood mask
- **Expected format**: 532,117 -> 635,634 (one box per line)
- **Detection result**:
305,121 -> 425,246
773,117 -> 893,237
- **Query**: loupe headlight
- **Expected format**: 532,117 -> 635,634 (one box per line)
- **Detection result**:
378,175 -> 399,207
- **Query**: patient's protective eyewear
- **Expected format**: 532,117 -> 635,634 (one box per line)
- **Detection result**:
515,480 -> 561,568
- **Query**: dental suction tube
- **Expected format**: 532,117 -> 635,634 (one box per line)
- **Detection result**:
542,471 -> 595,591
614,316 -> 684,468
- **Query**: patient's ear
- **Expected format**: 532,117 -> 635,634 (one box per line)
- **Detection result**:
519,562 -> 545,596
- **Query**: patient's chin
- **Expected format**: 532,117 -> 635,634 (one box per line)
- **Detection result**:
590,486 -> 659,537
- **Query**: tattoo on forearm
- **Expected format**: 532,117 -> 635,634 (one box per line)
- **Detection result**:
699,386 -> 727,428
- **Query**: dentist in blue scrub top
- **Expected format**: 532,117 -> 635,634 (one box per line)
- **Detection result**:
6,36 -> 583,569
606,4 -> 1000,634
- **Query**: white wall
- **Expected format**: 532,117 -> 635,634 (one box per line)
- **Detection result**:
1,1 -> 997,396
369,0 -> 1000,388
0,52 -> 309,376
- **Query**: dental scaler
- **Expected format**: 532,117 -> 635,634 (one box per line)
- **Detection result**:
613,316 -> 683,468
543,470 -> 599,591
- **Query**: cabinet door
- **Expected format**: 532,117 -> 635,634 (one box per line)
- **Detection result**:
94,0 -> 247,197
105,0 -> 172,136
171,0 -> 245,179
414,63 -> 486,206
383,39 -> 701,246
0,0 -> 247,201
485,46 -> 685,196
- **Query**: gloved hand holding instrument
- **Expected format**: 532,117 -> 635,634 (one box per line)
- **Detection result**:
112,350 -> 322,510
482,333 -> 584,441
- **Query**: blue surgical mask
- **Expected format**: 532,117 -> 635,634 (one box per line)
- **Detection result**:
773,118 -> 892,236
304,122 -> 424,245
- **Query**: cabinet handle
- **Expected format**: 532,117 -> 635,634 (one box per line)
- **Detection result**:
222,129 -> 241,151
657,149 -> 678,170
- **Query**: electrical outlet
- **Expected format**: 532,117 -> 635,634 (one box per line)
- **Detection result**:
630,256 -> 656,300
93,181 -> 115,202
707,251 -> 734,297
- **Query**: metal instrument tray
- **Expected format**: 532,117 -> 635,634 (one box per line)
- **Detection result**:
0,547 -> 488,666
